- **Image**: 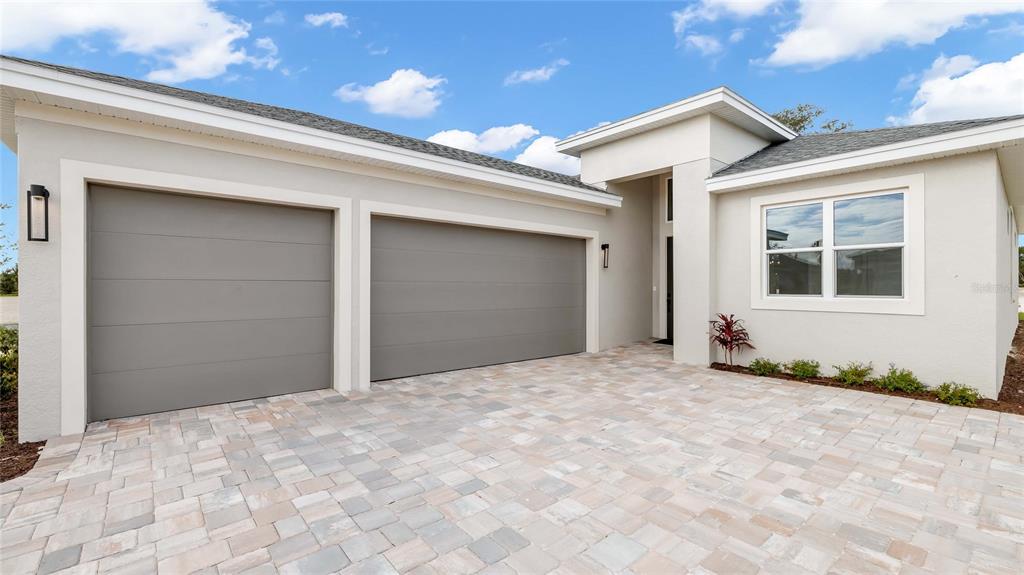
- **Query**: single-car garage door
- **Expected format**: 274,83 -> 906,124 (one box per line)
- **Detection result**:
88,185 -> 333,421
371,216 -> 585,381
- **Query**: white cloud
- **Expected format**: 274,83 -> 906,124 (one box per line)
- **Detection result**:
989,20 -> 1024,36
263,10 -> 285,25
0,0 -> 264,83
765,1 -> 1024,68
248,37 -> 280,71
514,136 -> 581,175
728,28 -> 747,43
685,34 -> 724,56
889,52 -> 1024,124
672,0 -> 780,39
504,59 -> 570,86
366,43 -> 389,56
335,69 -> 446,118
427,124 -> 539,154
305,12 -> 349,28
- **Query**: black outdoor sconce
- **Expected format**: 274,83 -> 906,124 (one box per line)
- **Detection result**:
601,243 -> 610,268
27,185 -> 50,242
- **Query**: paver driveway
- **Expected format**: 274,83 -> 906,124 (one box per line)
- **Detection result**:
2,343 -> 1023,575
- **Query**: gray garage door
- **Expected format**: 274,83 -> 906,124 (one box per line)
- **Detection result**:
371,216 -> 585,381
87,185 -> 333,421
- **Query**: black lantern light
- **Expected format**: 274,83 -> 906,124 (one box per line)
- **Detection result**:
601,243 -> 610,269
27,185 -> 50,242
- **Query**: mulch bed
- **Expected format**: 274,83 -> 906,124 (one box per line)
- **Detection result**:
0,391 -> 45,482
712,324 -> 1024,416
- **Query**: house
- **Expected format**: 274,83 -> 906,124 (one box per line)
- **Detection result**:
3,55 -> 1022,442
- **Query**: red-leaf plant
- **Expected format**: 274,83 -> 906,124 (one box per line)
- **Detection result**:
709,313 -> 755,366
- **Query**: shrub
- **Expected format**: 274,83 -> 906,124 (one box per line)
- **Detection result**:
935,382 -> 980,407
748,358 -> 781,376
786,359 -> 820,379
874,364 -> 926,393
708,314 -> 755,365
0,327 -> 16,400
833,361 -> 873,386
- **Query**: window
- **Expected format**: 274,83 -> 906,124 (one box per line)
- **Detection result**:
762,192 -> 905,298
666,178 -> 673,222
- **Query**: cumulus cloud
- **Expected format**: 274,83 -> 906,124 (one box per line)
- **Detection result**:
685,34 -> 724,56
335,69 -> 446,118
515,136 -> 581,175
765,1 -> 1024,68
504,59 -> 570,85
263,10 -> 285,25
0,0 -> 268,83
889,53 -> 1024,125
248,37 -> 280,71
672,1 -> 778,58
305,12 -> 349,28
427,125 -> 539,154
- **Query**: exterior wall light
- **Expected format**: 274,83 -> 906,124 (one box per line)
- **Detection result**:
601,243 -> 610,268
27,185 -> 50,242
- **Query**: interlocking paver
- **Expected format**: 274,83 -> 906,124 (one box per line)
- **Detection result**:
2,343 -> 1022,575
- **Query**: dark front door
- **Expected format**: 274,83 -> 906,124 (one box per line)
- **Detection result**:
667,237 -> 673,341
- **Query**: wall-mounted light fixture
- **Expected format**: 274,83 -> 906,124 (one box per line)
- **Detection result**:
601,243 -> 610,269
27,185 -> 50,242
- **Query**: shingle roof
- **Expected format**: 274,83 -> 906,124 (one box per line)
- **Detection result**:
714,115 -> 1024,177
2,55 -> 608,194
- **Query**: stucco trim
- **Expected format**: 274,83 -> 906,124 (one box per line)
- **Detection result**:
358,200 -> 601,391
748,174 -> 925,316
59,160 -> 353,435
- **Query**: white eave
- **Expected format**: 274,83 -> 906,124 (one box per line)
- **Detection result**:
555,86 -> 796,156
705,117 -> 1024,193
0,58 -> 620,209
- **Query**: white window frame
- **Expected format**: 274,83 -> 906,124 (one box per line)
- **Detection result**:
750,174 -> 925,315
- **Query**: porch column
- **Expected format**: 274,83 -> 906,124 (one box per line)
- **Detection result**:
672,159 -> 716,365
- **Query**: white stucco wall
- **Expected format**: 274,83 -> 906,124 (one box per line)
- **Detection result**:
15,114 -> 654,440
995,164 -> 1019,390
713,151 -> 1012,397
579,116 -> 711,184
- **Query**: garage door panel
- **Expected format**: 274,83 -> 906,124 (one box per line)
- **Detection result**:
372,221 -> 583,259
371,282 -> 582,314
372,248 -> 583,284
91,279 -> 331,326
90,185 -> 332,245
89,353 -> 329,421
90,232 -> 332,281
372,330 -> 584,381
89,316 -> 331,375
371,307 -> 585,348
371,217 -> 585,381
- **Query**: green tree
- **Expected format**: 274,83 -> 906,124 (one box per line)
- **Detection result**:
0,202 -> 15,295
772,104 -> 852,135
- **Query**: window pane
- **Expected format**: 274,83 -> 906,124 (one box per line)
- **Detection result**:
768,252 -> 822,295
834,193 -> 903,246
766,203 -> 822,249
836,247 -> 903,296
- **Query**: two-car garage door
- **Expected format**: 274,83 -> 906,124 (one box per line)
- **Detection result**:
87,186 -> 586,421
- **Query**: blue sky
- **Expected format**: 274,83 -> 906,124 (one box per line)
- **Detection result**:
2,1 -> 1023,259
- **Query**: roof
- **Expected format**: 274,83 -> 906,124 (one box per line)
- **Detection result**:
0,55 -> 606,195
715,116 -> 1024,177
555,86 -> 795,156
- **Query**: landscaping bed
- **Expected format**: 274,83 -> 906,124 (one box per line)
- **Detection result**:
1,326 -> 45,483
712,323 -> 1024,416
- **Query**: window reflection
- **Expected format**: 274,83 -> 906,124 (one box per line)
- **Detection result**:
834,193 -> 903,246
765,203 -> 823,249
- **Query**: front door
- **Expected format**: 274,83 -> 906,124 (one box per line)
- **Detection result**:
667,237 -> 673,341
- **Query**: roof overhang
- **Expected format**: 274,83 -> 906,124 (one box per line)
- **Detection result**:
0,58 -> 621,209
555,87 -> 795,156
705,117 -> 1024,194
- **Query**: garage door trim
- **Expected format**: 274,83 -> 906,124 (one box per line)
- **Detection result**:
58,160 -> 353,435
358,200 -> 600,390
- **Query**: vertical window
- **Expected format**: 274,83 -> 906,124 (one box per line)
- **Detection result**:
763,192 -> 906,299
666,178 -> 673,222
765,203 -> 823,295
